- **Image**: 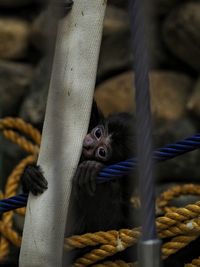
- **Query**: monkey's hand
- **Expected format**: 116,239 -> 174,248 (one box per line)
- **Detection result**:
73,160 -> 104,196
21,165 -> 48,196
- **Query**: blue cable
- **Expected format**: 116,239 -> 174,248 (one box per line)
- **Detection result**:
1,133 -> 200,213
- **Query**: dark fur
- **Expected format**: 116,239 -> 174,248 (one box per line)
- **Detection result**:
21,104 -> 135,263
66,112 -> 135,236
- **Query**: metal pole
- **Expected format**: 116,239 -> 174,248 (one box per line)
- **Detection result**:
129,0 -> 162,266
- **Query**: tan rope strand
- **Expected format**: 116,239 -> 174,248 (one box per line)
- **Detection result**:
4,155 -> 37,197
65,229 -> 140,250
74,244 -> 122,267
157,202 -> 200,231
92,260 -> 136,267
15,207 -> 26,216
0,224 -> 21,247
2,130 -> 39,155
0,118 -> 40,262
185,257 -> 200,267
0,238 -> 9,262
159,218 -> 200,238
157,184 -> 200,211
1,117 -> 200,265
0,117 -> 41,145
162,234 -> 199,259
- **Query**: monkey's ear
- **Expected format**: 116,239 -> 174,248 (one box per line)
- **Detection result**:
88,100 -> 104,131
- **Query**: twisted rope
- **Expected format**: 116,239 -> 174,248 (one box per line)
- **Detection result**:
0,117 -> 39,261
99,133 -> 200,180
92,261 -> 136,267
2,133 -> 200,212
1,117 -> 200,266
185,257 -> 200,267
157,184 -> 200,213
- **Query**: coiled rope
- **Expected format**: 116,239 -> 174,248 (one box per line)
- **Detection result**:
1,117 -> 200,212
0,117 -> 200,266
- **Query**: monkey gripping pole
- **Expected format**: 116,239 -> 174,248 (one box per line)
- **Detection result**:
19,1 -> 107,267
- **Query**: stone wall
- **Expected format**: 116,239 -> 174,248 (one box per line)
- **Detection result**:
1,1 -> 200,265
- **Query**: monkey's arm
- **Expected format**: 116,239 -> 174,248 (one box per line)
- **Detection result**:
21,165 -> 48,196
21,160 -> 104,197
73,160 -> 105,196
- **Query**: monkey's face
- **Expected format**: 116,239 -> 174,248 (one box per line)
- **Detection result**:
82,125 -> 112,162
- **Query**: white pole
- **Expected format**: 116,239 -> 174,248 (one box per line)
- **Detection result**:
19,1 -> 107,267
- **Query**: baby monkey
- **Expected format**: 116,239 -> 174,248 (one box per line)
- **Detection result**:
22,111 -> 135,236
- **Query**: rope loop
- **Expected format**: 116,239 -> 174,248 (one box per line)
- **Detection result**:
1,117 -> 200,266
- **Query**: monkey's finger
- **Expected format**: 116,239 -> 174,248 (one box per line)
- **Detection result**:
24,166 -> 48,187
26,174 -> 48,195
84,165 -> 94,196
23,173 -> 48,195
79,162 -> 88,189
89,168 -> 97,195
26,170 -> 48,189
30,182 -> 47,195
73,167 -> 82,196
26,165 -> 43,177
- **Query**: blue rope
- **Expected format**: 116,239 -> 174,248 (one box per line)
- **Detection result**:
0,193 -> 28,213
1,133 -> 200,213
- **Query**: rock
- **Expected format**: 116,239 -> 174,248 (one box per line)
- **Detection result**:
94,6 -> 131,80
20,59 -> 51,127
95,72 -> 134,116
30,8 -> 50,52
108,0 -> 128,9
31,3 -> 73,52
150,23 -> 184,69
187,78 -> 200,117
32,6 -> 131,76
97,31 -> 132,80
154,118 -> 200,182
103,6 -> 129,36
163,2 -> 200,71
0,18 -> 30,60
150,71 -> 193,121
0,0 -> 33,7
95,71 -> 193,120
0,60 -> 33,116
154,0 -> 181,17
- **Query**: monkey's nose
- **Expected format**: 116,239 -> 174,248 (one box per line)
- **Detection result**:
83,135 -> 94,147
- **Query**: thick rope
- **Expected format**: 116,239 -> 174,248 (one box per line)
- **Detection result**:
92,261 -> 136,267
3,133 -> 200,212
100,133 -> 200,181
157,184 -> 200,213
0,118 -> 38,261
1,118 -> 200,265
0,117 -> 41,145
162,234 -> 200,259
185,257 -> 200,267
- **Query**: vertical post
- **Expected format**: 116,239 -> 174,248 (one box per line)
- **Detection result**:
19,1 -> 107,267
129,0 -> 162,266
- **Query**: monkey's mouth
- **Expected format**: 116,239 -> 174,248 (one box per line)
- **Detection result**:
82,147 -> 93,159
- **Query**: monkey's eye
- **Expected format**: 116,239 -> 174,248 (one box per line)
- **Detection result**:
94,127 -> 102,139
98,147 -> 106,159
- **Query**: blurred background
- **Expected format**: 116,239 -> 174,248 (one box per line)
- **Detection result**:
1,0 -> 200,266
